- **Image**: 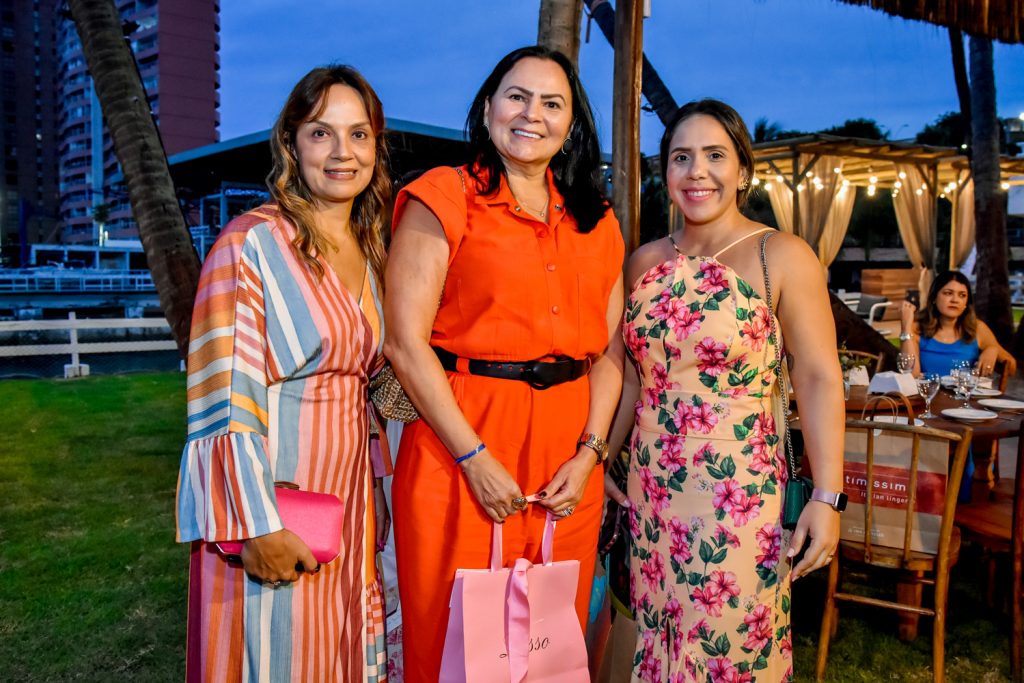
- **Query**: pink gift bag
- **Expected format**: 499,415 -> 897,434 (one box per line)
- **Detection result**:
439,514 -> 590,683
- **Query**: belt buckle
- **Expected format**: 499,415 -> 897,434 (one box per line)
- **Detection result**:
526,359 -> 562,390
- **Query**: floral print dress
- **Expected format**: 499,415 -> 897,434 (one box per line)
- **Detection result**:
623,233 -> 793,682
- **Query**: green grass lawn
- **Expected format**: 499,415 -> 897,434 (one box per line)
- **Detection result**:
0,373 -> 1015,681
0,372 -> 188,682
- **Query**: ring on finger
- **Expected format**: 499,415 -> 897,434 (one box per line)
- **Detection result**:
511,496 -> 528,511
560,505 -> 576,518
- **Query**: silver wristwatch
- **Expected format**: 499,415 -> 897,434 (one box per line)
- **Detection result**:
811,488 -> 848,512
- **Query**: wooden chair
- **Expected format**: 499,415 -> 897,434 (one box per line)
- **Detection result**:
815,419 -> 973,683
955,422 -> 1024,681
839,348 -> 884,376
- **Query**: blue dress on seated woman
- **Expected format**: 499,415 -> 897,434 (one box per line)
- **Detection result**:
918,335 -> 980,501
918,336 -> 980,376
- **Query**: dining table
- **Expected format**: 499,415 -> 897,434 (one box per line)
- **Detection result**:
791,381 -> 1024,640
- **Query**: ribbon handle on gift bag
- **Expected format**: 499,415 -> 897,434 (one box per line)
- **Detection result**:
490,513 -> 560,683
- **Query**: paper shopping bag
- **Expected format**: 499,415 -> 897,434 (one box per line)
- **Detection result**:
439,515 -> 590,683
841,426 -> 948,553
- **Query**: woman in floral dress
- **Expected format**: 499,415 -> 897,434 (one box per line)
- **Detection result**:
608,100 -> 844,682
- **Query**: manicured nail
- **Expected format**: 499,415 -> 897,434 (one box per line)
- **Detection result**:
537,492 -> 547,499
786,548 -> 796,558
621,499 -> 632,508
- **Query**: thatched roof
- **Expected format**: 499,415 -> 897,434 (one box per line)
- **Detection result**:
753,134 -> 1024,190
835,0 -> 1024,44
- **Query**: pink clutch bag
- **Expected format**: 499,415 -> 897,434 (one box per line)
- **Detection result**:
214,485 -> 345,564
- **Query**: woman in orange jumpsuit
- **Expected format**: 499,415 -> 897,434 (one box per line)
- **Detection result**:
384,46 -> 625,682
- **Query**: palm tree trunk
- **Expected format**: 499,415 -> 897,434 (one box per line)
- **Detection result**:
68,0 -> 200,358
538,0 -> 583,65
948,29 -> 971,150
584,0 -> 678,126
968,36 -> 1013,345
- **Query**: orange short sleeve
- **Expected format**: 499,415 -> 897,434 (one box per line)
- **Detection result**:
393,167 -> 468,265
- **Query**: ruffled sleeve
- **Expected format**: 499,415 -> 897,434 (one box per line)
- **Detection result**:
175,215 -> 283,543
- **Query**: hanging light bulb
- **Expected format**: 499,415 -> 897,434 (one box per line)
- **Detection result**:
898,171 -> 907,179
776,174 -> 783,183
1002,182 -> 1011,190
763,182 -> 773,191
751,176 -> 761,186
869,175 -> 878,184
894,181 -> 902,189
867,185 -> 877,197
833,167 -> 841,174
916,188 -> 923,196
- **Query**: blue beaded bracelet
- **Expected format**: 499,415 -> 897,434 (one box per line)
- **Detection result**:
454,442 -> 486,464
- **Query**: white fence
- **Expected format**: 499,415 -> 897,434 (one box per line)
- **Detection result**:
0,313 -> 178,378
0,269 -> 155,293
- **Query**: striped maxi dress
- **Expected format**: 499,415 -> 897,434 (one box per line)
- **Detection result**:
175,205 -> 388,682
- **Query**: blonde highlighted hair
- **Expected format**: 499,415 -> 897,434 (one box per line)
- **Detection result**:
267,65 -> 391,284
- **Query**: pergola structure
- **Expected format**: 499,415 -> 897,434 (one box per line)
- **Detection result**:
750,135 -> 1024,272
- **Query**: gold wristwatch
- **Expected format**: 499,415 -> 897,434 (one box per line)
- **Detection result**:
577,432 -> 609,463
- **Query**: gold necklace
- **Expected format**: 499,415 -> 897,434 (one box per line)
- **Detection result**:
512,189 -> 549,219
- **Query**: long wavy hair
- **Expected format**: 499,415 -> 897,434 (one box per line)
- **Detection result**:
267,65 -> 391,283
917,270 -> 978,342
464,46 -> 610,233
659,99 -> 755,208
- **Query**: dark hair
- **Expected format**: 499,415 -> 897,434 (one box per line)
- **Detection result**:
659,99 -> 755,207
918,270 -> 978,342
267,65 -> 391,283
464,46 -> 610,233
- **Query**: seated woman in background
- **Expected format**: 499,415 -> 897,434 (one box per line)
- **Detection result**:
900,270 -> 1016,379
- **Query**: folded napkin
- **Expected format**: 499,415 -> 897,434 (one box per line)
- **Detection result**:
867,371 -> 919,396
847,365 -> 871,386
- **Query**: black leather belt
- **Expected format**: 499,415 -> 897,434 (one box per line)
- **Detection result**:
433,346 -> 592,390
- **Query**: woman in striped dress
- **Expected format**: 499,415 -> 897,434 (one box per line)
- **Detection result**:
175,65 -> 392,682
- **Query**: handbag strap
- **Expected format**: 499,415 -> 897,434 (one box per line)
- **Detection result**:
759,232 -> 798,480
490,511 -> 557,570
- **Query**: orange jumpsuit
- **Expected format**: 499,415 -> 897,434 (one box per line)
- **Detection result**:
391,165 -> 624,682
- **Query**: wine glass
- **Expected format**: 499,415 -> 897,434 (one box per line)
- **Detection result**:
955,368 -> 978,408
916,373 -> 940,418
896,352 -> 915,374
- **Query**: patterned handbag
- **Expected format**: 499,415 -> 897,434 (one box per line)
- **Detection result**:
369,364 -> 420,423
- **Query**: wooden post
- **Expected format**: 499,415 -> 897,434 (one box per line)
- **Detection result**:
611,0 -> 643,253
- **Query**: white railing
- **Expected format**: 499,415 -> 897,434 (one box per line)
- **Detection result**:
0,269 -> 155,293
0,312 -> 178,377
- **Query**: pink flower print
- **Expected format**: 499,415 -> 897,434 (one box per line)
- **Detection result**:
753,411 -> 776,437
714,523 -> 741,548
642,387 -> 661,410
647,288 -> 675,322
685,400 -> 719,434
664,341 -> 683,360
640,549 -> 665,591
695,336 -> 730,377
648,481 -> 671,516
669,535 -> 692,566
633,398 -> 644,420
708,570 -> 740,600
707,657 -> 739,683
696,260 -> 729,294
628,505 -> 642,540
741,306 -> 770,352
687,618 -> 710,644
712,478 -> 744,514
748,436 -> 776,474
691,584 -> 724,617
623,322 -> 648,362
780,635 -> 793,658
742,604 -> 773,652
728,489 -> 762,527
638,628 -> 661,682
663,596 -> 684,629
756,523 -> 782,569
693,441 -> 716,466
641,260 -> 675,286
650,362 -> 679,391
657,433 -> 686,473
666,302 -> 702,339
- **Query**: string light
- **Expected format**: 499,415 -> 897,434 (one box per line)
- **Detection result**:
915,188 -> 924,196
806,171 -> 814,178
867,185 -> 877,197
894,181 -> 902,189
751,176 -> 761,186
1002,182 -> 1011,190
763,182 -> 773,191
776,174 -> 784,183
833,167 -> 841,174
869,175 -> 878,184
898,171 -> 907,179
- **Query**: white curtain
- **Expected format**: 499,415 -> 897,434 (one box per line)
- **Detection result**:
764,155 -> 855,266
950,176 -> 975,271
892,163 -> 938,295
